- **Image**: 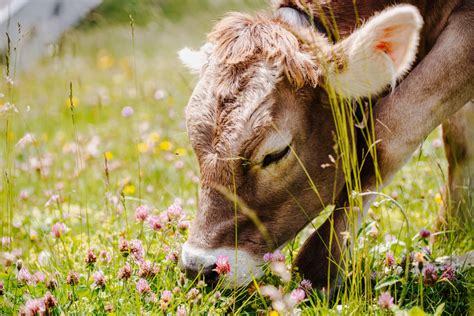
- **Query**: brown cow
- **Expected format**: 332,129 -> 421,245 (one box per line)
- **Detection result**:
179,0 -> 473,288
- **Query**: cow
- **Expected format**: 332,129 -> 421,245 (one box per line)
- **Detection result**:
178,0 -> 473,288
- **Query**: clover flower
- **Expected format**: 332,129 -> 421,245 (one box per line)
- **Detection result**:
43,292 -> 57,310
138,260 -> 160,278
441,264 -> 456,281
136,278 -> 151,294
147,216 -> 162,231
377,291 -> 394,309
93,271 -> 106,288
118,263 -> 132,280
121,106 -> 134,117
84,248 -> 97,267
135,205 -> 150,222
177,305 -> 188,316
67,271 -> 79,286
17,268 -> 32,284
20,298 -> 45,315
423,264 -> 438,286
419,229 -> 431,239
130,239 -> 145,262
385,251 -> 396,267
214,256 -> 231,275
290,288 -> 306,304
167,203 -> 183,220
118,238 -> 130,255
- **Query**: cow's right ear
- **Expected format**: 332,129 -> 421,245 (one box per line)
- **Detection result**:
178,43 -> 214,75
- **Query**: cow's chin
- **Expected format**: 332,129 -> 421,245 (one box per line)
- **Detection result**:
181,242 -> 264,288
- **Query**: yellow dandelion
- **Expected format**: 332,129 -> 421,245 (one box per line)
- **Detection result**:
434,193 -> 443,205
147,132 -> 161,143
104,151 -> 114,161
175,147 -> 187,156
123,184 -> 136,195
137,142 -> 149,154
269,311 -> 279,316
159,140 -> 173,151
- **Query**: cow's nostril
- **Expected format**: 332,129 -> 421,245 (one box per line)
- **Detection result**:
184,264 -> 219,285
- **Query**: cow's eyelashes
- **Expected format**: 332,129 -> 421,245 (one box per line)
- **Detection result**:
261,145 -> 291,168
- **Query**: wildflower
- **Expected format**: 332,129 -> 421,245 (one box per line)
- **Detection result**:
441,264 -> 456,281
177,305 -> 187,316
263,252 -> 274,262
290,288 -> 306,304
166,252 -> 178,263
385,251 -> 396,267
118,263 -> 132,280
93,271 -> 106,288
160,290 -> 172,308
21,298 -> 45,315
154,89 -> 167,100
272,250 -> 285,262
138,260 -> 160,278
130,239 -> 145,262
0,280 -> 4,295
136,278 -> 151,294
423,264 -> 438,286
67,271 -> 79,286
17,268 -> 32,284
84,248 -> 97,267
99,250 -> 111,264
46,278 -> 58,290
105,304 -> 114,313
159,140 -> 173,151
45,194 -> 61,207
167,203 -> 183,219
147,215 -> 162,231
300,279 -> 312,291
419,228 -> 431,239
377,291 -> 394,309
413,252 -> 425,265
137,142 -> 149,154
29,229 -> 38,241
270,261 -> 291,283
159,211 -> 169,223
178,220 -> 190,231
43,292 -> 57,310
260,285 -> 281,300
1,236 -> 12,247
213,256 -> 231,275
33,271 -> 46,284
123,184 -> 136,195
118,238 -> 130,255
186,288 -> 200,300
51,222 -> 67,238
135,205 -> 150,222
121,106 -> 134,117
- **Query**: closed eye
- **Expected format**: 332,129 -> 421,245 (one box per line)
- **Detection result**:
261,145 -> 291,168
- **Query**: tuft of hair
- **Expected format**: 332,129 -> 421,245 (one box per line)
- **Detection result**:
208,12 -> 326,88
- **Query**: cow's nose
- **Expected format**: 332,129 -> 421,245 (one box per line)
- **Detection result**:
183,263 -> 219,284
181,242 -> 220,284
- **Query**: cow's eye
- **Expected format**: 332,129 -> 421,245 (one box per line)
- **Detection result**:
261,145 -> 291,168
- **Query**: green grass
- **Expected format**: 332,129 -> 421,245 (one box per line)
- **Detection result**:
0,1 -> 472,315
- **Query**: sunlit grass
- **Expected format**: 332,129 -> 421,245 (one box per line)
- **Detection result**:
0,1 -> 472,315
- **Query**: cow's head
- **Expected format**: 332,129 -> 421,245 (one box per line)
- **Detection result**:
179,5 -> 422,287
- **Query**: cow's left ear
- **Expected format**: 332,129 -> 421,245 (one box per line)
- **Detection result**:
178,43 -> 214,75
327,5 -> 423,98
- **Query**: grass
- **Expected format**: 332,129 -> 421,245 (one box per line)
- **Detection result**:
0,1 -> 472,315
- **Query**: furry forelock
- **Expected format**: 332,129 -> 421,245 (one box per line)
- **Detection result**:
208,12 -> 329,89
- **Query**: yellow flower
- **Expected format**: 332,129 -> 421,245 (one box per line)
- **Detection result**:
123,184 -> 136,195
159,140 -> 173,151
175,147 -> 187,156
147,132 -> 161,143
434,193 -> 443,205
104,151 -> 114,161
97,50 -> 115,70
269,311 -> 279,316
137,143 -> 149,154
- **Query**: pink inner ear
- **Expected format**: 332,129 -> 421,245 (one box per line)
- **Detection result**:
374,25 -> 406,67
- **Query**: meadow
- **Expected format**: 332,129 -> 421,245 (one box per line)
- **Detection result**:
0,1 -> 472,315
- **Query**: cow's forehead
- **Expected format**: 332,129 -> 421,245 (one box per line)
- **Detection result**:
186,60 -> 280,160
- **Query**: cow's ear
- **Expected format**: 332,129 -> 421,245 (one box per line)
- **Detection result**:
178,43 -> 214,75
327,5 -> 423,98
